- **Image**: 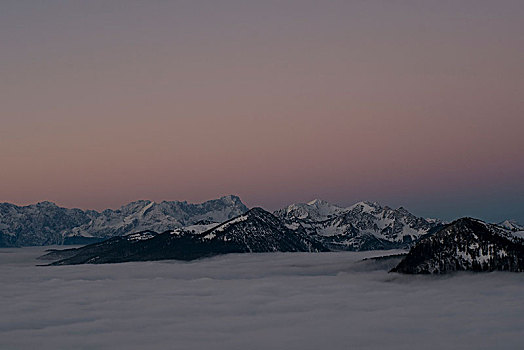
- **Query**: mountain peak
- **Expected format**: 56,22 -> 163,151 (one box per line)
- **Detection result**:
246,207 -> 270,216
452,217 -> 486,228
219,194 -> 243,203
275,199 -> 442,251
35,201 -> 58,208
392,217 -> 524,274
275,199 -> 344,221
0,196 -> 250,247
124,199 -> 155,206
348,201 -> 381,213
307,199 -> 328,206
498,219 -> 524,231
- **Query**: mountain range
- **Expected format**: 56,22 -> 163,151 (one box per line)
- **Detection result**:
2,196 -> 522,261
274,199 -> 443,250
1,196 -> 446,250
41,208 -> 327,265
0,195 -> 247,247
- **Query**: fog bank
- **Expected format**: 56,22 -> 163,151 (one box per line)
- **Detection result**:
1,247 -> 523,350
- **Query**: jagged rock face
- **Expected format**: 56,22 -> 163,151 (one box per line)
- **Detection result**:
0,202 -> 95,246
46,208 -> 328,265
0,196 -> 248,247
392,218 -> 524,274
274,200 -> 442,251
72,195 -> 248,239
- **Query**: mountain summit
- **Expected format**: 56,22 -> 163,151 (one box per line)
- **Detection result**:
392,218 -> 524,274
274,200 -> 443,250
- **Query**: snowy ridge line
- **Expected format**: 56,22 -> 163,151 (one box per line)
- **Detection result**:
1,196 -> 522,251
274,199 -> 444,251
0,195 -> 248,247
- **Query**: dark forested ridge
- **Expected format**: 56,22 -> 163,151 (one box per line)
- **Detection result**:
392,218 -> 524,274
44,208 -> 328,265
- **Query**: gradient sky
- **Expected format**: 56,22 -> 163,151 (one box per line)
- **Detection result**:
1,0 -> 523,223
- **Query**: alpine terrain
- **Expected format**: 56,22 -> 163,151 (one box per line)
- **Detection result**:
43,208 -> 328,265
391,218 -> 524,274
274,199 -> 443,251
0,195 -> 248,247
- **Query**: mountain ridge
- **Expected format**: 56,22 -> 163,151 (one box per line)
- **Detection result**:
0,195 -> 248,247
274,200 -> 444,251
2,196 -> 521,252
391,217 -> 524,274
46,207 -> 328,265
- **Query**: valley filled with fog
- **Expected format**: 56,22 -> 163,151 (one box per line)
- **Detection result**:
1,247 -> 523,350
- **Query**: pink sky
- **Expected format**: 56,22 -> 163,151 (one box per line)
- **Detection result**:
1,1 -> 523,221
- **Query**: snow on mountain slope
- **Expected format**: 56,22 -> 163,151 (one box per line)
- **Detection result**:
275,200 -> 443,251
47,208 -> 328,265
0,195 -> 248,247
172,222 -> 221,235
498,219 -> 524,232
0,201 -> 96,247
280,199 -> 346,221
73,195 -> 249,239
195,208 -> 327,253
392,218 -> 524,274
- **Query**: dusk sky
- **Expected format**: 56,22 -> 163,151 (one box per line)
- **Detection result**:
1,0 -> 523,223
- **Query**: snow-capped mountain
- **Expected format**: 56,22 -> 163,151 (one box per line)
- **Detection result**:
274,199 -> 443,251
276,199 -> 347,222
0,201 -> 96,247
498,219 -> 524,232
45,208 -> 328,265
196,207 -> 326,253
70,195 -> 247,239
0,195 -> 248,247
391,218 -> 524,274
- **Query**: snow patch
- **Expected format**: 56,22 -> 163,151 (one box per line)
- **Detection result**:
203,215 -> 249,240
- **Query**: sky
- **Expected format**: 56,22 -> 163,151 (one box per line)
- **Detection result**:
1,0 -> 523,223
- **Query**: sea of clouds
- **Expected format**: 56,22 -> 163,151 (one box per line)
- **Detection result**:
1,247 -> 523,350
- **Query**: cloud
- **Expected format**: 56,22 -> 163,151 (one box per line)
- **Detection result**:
1,247 -> 523,349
